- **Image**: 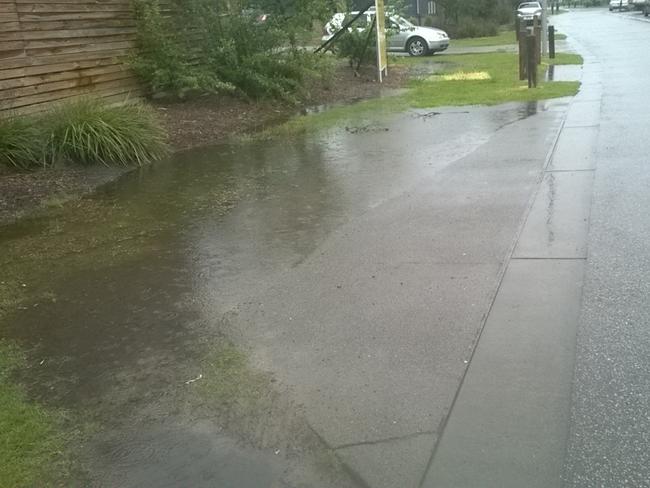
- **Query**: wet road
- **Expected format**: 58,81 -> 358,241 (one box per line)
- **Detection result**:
552,9 -> 650,487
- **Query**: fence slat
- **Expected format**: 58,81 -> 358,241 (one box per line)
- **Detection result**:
0,0 -> 143,115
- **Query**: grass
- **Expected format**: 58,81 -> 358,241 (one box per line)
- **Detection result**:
264,50 -> 582,137
0,116 -> 42,169
0,341 -> 69,487
544,52 -> 582,65
198,342 -> 270,414
452,30 -> 517,47
451,29 -> 567,47
405,52 -> 581,108
43,99 -> 169,167
1,99 -> 169,170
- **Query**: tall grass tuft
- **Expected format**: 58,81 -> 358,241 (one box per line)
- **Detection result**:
0,116 -> 42,169
43,99 -> 169,167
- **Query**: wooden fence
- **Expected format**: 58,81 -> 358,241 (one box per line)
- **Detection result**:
0,0 -> 141,116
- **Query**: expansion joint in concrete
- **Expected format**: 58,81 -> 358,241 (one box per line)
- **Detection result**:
511,257 -> 587,261
333,431 -> 435,451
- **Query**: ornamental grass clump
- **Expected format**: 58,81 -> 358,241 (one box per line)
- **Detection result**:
0,116 -> 42,169
43,99 -> 169,167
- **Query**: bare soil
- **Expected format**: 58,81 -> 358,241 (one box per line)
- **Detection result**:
0,63 -> 410,226
155,63 -> 410,150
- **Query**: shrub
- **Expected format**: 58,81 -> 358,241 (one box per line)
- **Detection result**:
42,99 -> 169,167
494,4 -> 514,25
130,0 -> 234,98
130,0 -> 333,101
335,27 -> 378,68
202,17 -> 330,102
0,116 -> 42,169
446,17 -> 499,38
423,15 -> 443,27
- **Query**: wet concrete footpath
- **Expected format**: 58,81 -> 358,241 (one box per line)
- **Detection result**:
423,30 -> 597,488
1,92 -> 573,484
427,10 -> 650,488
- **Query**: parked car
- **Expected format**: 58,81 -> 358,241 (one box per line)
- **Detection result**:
517,2 -> 543,20
609,0 -> 631,10
322,11 -> 449,56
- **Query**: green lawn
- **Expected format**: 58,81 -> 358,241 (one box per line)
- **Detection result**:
451,29 -> 567,47
265,50 -> 582,137
451,30 -> 517,47
404,52 -> 582,108
544,52 -> 582,65
0,341 -> 70,488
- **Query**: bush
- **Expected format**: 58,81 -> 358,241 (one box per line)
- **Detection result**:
42,99 -> 169,167
423,15 -> 443,27
0,116 -> 42,169
130,0 -> 235,98
131,0 -> 334,101
203,17 -> 331,102
335,27 -> 378,68
446,17 -> 499,38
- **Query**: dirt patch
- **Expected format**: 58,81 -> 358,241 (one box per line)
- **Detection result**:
0,166 -> 127,226
155,62 -> 410,150
0,62 -> 410,226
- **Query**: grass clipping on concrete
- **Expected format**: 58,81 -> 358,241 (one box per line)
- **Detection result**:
0,341 -> 69,488
267,51 -> 581,136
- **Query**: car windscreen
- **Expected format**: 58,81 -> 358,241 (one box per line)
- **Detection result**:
392,16 -> 414,28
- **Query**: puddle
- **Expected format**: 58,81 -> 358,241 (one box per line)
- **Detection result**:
89,423 -> 285,488
0,100 -> 565,486
300,88 -> 409,116
546,63 -> 583,81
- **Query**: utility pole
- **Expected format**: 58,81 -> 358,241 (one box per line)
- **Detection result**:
541,0 -> 548,56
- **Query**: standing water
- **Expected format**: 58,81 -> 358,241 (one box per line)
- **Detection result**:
0,101 -> 562,487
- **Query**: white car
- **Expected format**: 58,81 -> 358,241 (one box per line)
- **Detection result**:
609,0 -> 631,10
517,2 -> 543,20
323,11 -> 449,56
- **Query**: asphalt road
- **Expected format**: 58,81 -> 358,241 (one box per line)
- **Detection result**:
552,9 -> 650,488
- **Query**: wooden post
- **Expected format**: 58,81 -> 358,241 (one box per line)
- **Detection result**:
526,35 -> 537,88
355,17 -> 376,74
518,20 -> 528,80
548,25 -> 556,59
533,17 -> 541,65
519,35 -> 527,80
515,16 -> 520,42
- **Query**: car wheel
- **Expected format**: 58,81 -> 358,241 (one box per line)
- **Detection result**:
407,37 -> 428,57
